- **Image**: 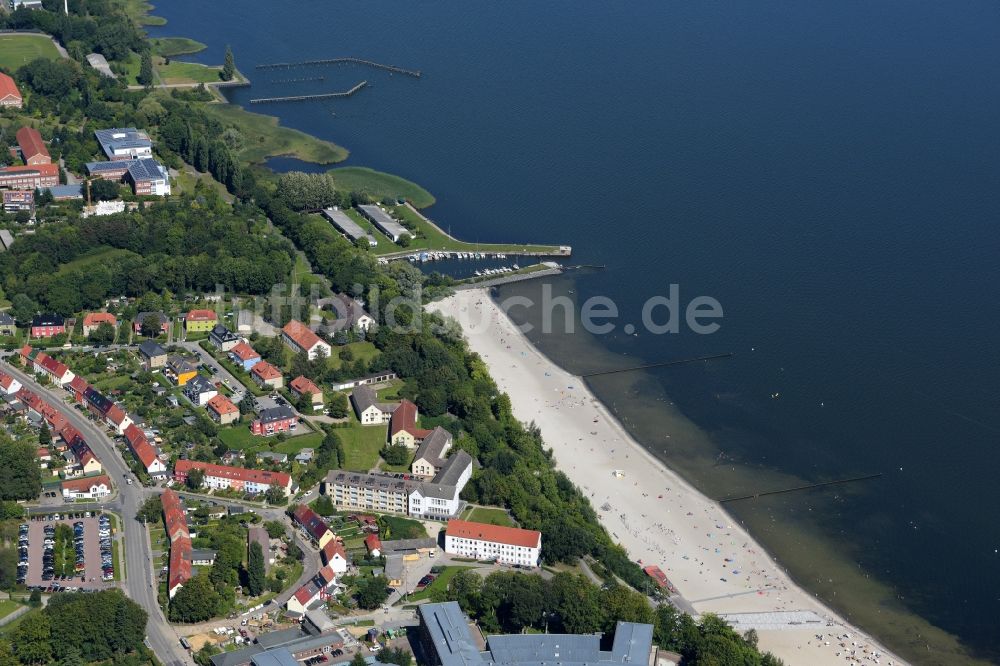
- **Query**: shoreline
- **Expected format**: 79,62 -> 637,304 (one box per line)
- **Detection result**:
430,289 -> 906,666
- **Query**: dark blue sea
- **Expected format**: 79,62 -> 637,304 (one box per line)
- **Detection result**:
150,2 -> 1000,662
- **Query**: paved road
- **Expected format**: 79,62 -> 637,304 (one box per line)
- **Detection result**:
176,340 -> 249,405
3,363 -> 191,666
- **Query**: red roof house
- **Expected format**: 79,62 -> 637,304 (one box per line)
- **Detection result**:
364,533 -> 382,557
82,312 -> 117,336
16,127 -> 49,165
0,73 -> 22,108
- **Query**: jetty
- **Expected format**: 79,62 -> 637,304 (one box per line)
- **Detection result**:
255,57 -> 421,78
454,264 -> 564,290
249,81 -> 367,104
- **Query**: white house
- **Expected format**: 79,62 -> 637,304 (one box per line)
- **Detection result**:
350,385 -> 394,425
444,519 -> 542,567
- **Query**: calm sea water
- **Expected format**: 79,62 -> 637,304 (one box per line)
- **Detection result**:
151,1 -> 1000,661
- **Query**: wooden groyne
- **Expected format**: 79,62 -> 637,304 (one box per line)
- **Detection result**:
269,76 -> 326,84
581,353 -> 734,378
249,81 -> 367,104
718,473 -> 883,503
256,57 -> 421,78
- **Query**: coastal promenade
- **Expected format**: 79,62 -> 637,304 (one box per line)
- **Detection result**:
429,290 -> 906,666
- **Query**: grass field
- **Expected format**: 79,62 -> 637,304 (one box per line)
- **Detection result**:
151,37 -> 206,57
203,104 -> 348,166
337,416 -> 388,471
367,204 -> 563,257
0,34 -> 62,71
119,0 -> 167,26
330,167 -> 435,209
157,60 -> 224,85
460,506 -> 516,527
0,599 -> 21,621
58,247 -> 141,275
408,566 -> 470,601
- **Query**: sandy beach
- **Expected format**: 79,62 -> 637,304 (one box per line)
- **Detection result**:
430,289 -> 906,666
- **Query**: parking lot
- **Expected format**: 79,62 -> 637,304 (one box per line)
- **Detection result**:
18,514 -> 116,591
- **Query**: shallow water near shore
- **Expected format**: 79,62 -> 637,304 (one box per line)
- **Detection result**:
149,0 -> 1000,662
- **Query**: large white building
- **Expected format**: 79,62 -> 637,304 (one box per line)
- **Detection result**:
174,460 -> 294,497
323,450 -> 473,519
444,519 -> 542,567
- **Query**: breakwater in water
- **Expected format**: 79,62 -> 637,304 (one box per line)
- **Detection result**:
255,57 -> 421,78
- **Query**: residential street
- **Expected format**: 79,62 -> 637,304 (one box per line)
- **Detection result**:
3,362 -> 192,666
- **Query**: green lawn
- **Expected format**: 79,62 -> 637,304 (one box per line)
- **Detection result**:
150,37 -> 206,57
408,566 -> 470,601
119,0 -> 167,26
0,599 -> 21,621
0,34 -> 62,71
370,204 -> 564,257
460,506 -> 516,527
379,514 -> 427,539
217,424 -> 259,450
157,60 -> 225,85
273,430 -> 324,455
203,103 -> 348,166
57,247 -> 140,275
330,167 -> 435,209
328,341 -> 380,371
337,416 -> 388,471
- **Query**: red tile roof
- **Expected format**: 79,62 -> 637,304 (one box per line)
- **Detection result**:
161,489 -> 189,541
36,447 -> 50,459
282,320 -> 325,353
0,73 -> 20,102
0,163 -> 58,177
105,403 -> 129,426
321,539 -> 347,565
290,375 -> 322,397
61,474 -> 110,494
364,534 -> 382,553
292,505 -> 331,542
251,360 -> 282,381
169,535 -> 192,593
68,375 -> 89,396
37,353 -> 71,380
82,312 -> 117,328
174,459 -> 291,489
229,341 -> 259,361
207,394 -> 239,416
185,309 -> 217,322
389,399 -> 430,439
124,423 -> 160,469
0,370 -> 17,391
16,127 -> 48,161
446,519 -> 541,549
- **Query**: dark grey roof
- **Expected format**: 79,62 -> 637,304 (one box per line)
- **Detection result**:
258,405 -> 296,423
185,375 -> 215,394
432,449 -> 473,487
126,158 -> 167,182
44,184 -> 83,199
255,627 -> 305,650
350,385 -> 378,413
94,128 -> 151,157
190,548 -> 216,561
31,313 -> 64,327
418,602 -> 654,666
136,311 -> 169,326
138,340 -> 166,358
380,537 -> 437,553
413,427 -> 453,468
210,323 -> 238,342
251,649 -> 299,666
85,160 -> 130,174
211,645 -> 264,666
0,312 -> 14,325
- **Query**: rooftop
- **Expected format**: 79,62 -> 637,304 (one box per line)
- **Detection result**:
446,519 -> 540,548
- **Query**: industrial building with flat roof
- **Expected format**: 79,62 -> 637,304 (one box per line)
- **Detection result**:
323,207 -> 376,246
